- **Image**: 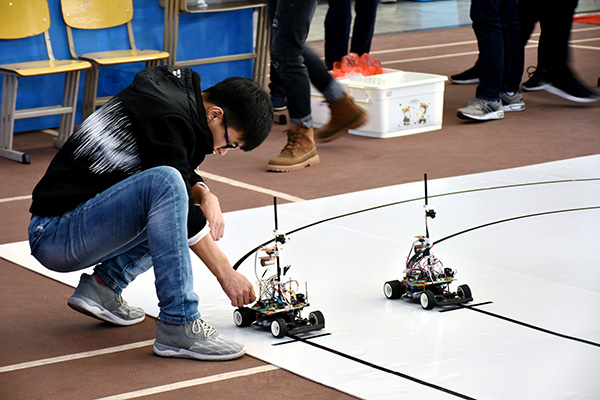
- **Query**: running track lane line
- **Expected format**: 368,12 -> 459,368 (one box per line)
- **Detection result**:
94,365 -> 279,400
196,169 -> 305,202
0,340 -> 156,373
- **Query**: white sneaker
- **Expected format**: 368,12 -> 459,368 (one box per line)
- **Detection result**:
154,318 -> 246,361
457,98 -> 504,121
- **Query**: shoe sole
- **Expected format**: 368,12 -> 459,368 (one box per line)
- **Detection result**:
267,154 -> 320,172
543,85 -> 600,103
153,342 -> 246,361
273,105 -> 287,111
457,110 -> 504,121
522,83 -> 548,92
317,109 -> 370,143
67,296 -> 145,326
502,103 -> 526,112
450,78 -> 479,84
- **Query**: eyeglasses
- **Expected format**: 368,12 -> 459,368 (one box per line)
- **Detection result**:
217,103 -> 239,150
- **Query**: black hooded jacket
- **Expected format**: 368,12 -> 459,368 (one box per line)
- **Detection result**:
30,66 -> 214,241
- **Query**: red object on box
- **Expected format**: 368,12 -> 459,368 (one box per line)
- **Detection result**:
332,52 -> 383,78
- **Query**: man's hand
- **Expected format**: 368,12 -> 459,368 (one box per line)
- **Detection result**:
192,183 -> 225,240
217,269 -> 257,307
190,233 -> 256,308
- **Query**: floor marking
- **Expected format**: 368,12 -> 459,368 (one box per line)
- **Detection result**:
0,195 -> 31,204
41,129 -> 58,136
459,304 -> 600,348
0,340 -> 155,373
288,334 -> 476,400
196,170 -> 305,202
94,365 -> 279,400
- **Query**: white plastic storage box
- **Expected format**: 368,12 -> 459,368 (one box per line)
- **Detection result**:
311,69 -> 448,138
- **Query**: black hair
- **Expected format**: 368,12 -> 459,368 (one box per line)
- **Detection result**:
203,77 -> 273,151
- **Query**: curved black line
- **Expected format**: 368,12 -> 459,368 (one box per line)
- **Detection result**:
433,206 -> 600,246
288,334 -> 477,400
457,304 -> 600,348
233,178 -> 600,270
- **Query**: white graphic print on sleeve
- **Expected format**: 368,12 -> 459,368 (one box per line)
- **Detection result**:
72,98 -> 141,175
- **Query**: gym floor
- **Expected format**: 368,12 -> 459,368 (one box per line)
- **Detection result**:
1,2 -> 599,399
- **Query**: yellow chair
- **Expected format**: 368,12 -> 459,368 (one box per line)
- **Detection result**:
0,0 -> 91,164
60,0 -> 169,120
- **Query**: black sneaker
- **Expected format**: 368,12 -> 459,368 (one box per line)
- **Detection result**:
269,83 -> 287,111
450,65 -> 479,84
544,73 -> 600,103
522,66 -> 549,92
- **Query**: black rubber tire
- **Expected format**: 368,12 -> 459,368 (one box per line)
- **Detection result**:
309,310 -> 325,327
420,290 -> 436,310
271,318 -> 288,338
233,307 -> 255,327
457,284 -> 472,299
384,280 -> 405,299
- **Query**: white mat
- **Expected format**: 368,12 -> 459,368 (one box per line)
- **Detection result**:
2,155 -> 600,399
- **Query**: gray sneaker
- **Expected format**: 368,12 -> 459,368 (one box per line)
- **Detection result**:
500,91 -> 526,112
67,273 -> 145,326
457,98 -> 504,121
154,318 -> 246,361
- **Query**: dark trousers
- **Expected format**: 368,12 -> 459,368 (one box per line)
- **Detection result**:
471,0 -> 523,99
518,0 -> 578,79
269,0 -> 333,124
324,0 -> 379,69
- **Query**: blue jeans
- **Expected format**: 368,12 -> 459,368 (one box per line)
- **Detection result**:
28,166 -> 201,324
471,0 -> 523,100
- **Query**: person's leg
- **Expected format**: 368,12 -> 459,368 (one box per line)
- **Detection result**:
349,0 -> 378,56
270,0 -> 317,128
500,0 -> 523,93
540,0 -> 577,78
29,166 -> 200,324
471,0 -> 503,101
457,0 -> 505,120
324,0 -> 352,70
268,0 -> 320,172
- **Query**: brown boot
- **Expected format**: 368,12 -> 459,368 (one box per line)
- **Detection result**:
315,93 -> 369,143
267,125 -> 320,172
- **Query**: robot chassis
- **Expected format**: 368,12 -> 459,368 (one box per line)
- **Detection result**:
233,198 -> 325,338
384,175 -> 473,310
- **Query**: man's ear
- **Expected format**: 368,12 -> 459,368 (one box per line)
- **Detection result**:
206,105 -> 223,121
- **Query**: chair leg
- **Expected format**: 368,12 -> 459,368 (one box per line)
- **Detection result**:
56,70 -> 82,148
0,74 -> 30,164
81,64 -> 99,121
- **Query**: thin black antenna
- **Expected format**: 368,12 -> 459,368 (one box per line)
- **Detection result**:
424,173 -> 429,206
274,197 -> 279,231
424,174 -> 430,238
273,197 -> 282,298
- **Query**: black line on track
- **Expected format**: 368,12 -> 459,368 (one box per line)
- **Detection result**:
272,332 -> 331,346
455,303 -> 600,348
287,333 -> 477,400
232,179 -> 599,398
233,178 -> 600,271
439,301 -> 494,312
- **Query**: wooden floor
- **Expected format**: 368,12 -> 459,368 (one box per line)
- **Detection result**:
1,23 -> 599,399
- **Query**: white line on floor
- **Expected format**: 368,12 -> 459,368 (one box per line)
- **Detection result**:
94,365 -> 279,400
197,170 -> 305,202
0,195 -> 31,204
0,340 -> 155,373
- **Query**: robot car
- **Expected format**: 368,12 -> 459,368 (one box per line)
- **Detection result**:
384,175 -> 473,309
233,198 -> 325,338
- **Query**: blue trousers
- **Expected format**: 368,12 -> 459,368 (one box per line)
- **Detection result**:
471,0 -> 524,100
269,0 -> 343,127
29,166 -> 201,324
324,0 -> 379,70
